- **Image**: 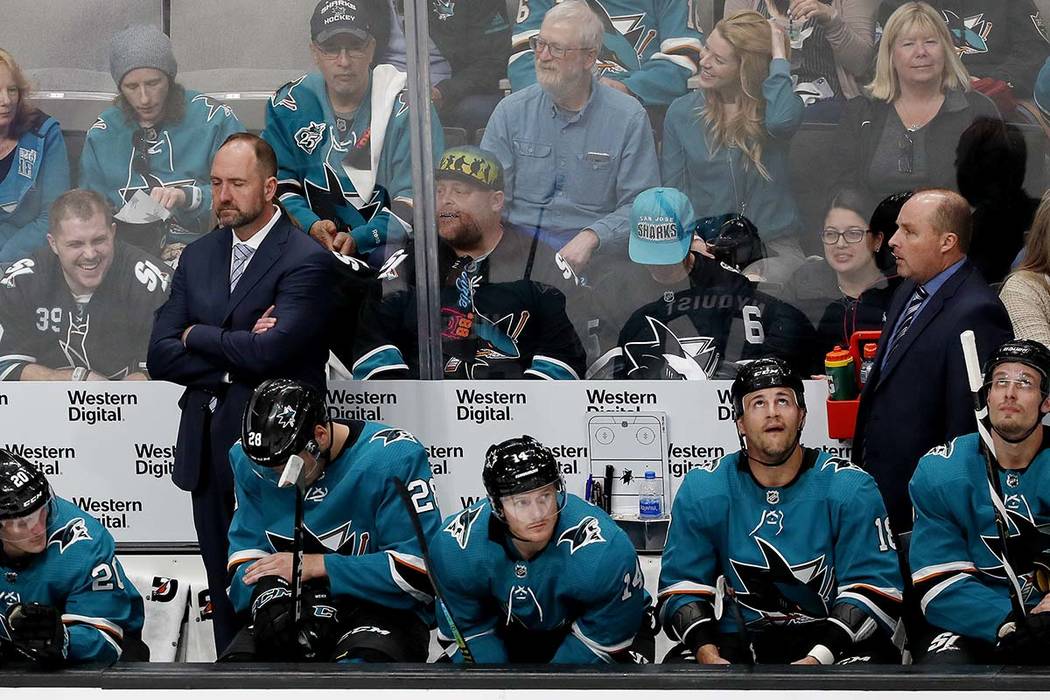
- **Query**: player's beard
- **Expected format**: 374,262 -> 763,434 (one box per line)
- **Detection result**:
991,411 -> 1039,442
438,210 -> 485,252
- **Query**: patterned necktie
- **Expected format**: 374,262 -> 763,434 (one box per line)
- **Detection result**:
887,284 -> 928,356
230,242 -> 254,292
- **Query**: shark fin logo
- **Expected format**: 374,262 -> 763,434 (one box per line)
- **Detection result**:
623,316 -> 720,380
444,504 -> 484,550
369,428 -> 419,446
47,517 -> 92,554
558,515 -> 606,554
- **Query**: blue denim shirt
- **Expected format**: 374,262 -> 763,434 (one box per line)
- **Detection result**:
481,78 -> 660,248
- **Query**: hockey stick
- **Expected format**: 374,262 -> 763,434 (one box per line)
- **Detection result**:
960,330 -> 1027,621
278,454 -> 308,628
391,476 -> 476,663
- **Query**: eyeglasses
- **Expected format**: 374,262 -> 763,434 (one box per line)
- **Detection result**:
529,36 -> 592,59
989,372 -> 1041,393
315,39 -> 370,60
898,131 -> 914,174
821,227 -> 870,245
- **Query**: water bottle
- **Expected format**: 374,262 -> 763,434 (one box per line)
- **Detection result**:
859,342 -> 878,387
825,346 -> 857,400
639,470 -> 663,519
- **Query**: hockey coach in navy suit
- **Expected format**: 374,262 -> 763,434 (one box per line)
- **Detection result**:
147,133 -> 333,653
853,189 -> 1011,537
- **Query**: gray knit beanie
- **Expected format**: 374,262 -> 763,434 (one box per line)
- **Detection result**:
109,24 -> 178,87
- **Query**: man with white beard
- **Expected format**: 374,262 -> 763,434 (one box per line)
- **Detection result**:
480,0 -> 659,274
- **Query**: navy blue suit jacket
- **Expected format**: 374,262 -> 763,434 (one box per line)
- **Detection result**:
147,213 -> 333,494
853,259 -> 1012,532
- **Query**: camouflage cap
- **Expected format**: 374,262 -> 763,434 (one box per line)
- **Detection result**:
436,146 -> 504,192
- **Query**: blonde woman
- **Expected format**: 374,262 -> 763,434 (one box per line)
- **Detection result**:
1001,193 -> 1050,348
830,1 -> 997,199
0,49 -> 70,263
661,10 -> 806,285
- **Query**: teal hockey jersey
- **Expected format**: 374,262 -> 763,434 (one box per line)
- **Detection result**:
659,448 -> 903,659
0,497 -> 145,664
262,67 -> 444,257
226,421 -> 441,624
910,432 -> 1050,643
429,494 -> 649,663
509,0 -> 703,106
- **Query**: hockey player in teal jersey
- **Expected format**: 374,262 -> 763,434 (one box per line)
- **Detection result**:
910,339 -> 1050,664
509,0 -> 703,107
224,379 -> 440,662
659,358 -> 903,665
262,0 -> 444,264
0,450 -> 146,666
429,436 -> 654,664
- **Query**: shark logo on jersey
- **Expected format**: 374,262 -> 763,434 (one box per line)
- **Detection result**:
191,94 -> 235,122
623,316 -> 720,380
271,75 -> 306,112
302,162 -> 389,231
821,458 -> 865,473
433,0 -> 456,20
295,121 -> 327,155
0,258 -> 34,288
942,11 -> 991,55
88,117 -> 107,132
444,504 -> 484,550
924,439 -> 958,460
978,495 -> 1050,583
274,405 -> 297,429
47,517 -> 92,554
730,536 -> 833,622
557,516 -> 606,554
369,428 -> 419,447
266,521 -> 367,556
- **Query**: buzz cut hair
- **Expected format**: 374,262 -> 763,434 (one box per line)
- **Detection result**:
543,0 -> 604,52
49,189 -> 111,236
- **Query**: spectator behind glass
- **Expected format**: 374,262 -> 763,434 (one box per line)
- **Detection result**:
508,0 -> 705,108
783,187 -> 901,373
661,11 -> 806,286
724,0 -> 878,120
830,1 -> 997,201
78,25 -> 243,265
376,0 -> 511,135
0,189 -> 169,382
0,49 -> 70,265
580,187 -> 813,380
955,116 -> 1036,285
1001,193 -> 1050,348
350,145 -> 586,380
879,0 -> 1048,110
481,0 -> 660,273
262,0 -> 444,266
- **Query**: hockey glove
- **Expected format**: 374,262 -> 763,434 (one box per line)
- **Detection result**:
298,582 -> 340,660
997,611 -> 1050,664
249,576 -> 298,660
6,603 -> 68,664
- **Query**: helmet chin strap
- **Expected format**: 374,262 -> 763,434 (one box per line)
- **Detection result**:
991,408 -> 1047,445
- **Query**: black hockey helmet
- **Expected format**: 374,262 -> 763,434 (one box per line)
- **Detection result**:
731,357 -> 806,419
242,379 -> 328,468
709,214 -> 764,271
983,339 -> 1050,397
482,436 -> 564,518
0,449 -> 50,521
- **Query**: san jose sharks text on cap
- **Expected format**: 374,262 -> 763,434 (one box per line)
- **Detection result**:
629,187 -> 696,266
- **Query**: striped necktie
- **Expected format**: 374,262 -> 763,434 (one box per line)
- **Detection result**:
887,285 -> 928,356
230,242 -> 254,292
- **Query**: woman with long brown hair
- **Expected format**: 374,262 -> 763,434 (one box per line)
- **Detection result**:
0,48 -> 70,263
661,10 -> 806,285
1001,193 -> 1050,348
